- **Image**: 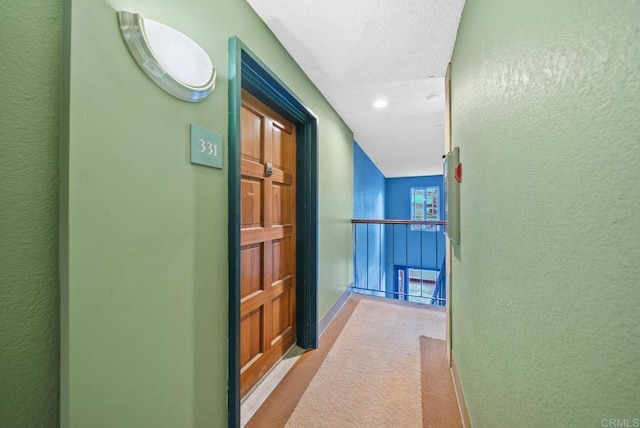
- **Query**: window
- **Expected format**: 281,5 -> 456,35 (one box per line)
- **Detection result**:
410,187 -> 439,231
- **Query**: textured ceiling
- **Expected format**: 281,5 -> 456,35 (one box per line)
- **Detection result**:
247,0 -> 466,177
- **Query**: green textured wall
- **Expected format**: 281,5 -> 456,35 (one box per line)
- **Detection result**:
61,0 -> 353,426
450,0 -> 640,426
0,1 -> 60,426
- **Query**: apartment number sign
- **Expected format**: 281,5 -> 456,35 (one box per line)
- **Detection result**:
190,124 -> 222,169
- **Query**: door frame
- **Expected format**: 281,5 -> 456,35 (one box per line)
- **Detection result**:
444,63 -> 453,366
227,37 -> 319,428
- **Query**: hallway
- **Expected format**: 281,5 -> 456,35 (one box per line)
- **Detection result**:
2,0 -> 638,426
244,295 -> 461,427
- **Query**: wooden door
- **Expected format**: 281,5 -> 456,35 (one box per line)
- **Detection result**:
240,90 -> 296,397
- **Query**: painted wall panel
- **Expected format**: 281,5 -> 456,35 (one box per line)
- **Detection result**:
61,1 -> 353,426
385,176 -> 445,294
353,142 -> 386,291
451,0 -> 640,426
353,142 -> 385,220
0,1 -> 61,426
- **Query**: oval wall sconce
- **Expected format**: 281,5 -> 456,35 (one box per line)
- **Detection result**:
117,11 -> 217,102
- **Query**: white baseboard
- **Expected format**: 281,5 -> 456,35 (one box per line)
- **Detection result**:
451,354 -> 472,428
318,285 -> 353,337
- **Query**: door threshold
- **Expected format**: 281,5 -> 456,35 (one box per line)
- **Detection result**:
240,345 -> 306,427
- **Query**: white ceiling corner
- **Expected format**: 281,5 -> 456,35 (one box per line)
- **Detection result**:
246,0 -> 466,177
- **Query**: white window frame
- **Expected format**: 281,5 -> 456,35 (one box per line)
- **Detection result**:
410,187 -> 440,231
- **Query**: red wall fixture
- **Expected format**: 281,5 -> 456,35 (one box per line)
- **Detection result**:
454,163 -> 463,183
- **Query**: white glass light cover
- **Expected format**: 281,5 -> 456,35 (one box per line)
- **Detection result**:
373,99 -> 388,108
117,11 -> 216,102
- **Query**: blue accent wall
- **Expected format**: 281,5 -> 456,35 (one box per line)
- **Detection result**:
353,142 -> 385,290
352,147 -> 445,297
385,175 -> 446,292
353,142 -> 385,219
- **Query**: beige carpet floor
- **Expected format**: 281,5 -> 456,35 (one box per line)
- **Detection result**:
247,295 -> 461,427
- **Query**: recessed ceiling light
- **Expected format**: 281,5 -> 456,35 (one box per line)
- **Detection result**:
373,99 -> 388,108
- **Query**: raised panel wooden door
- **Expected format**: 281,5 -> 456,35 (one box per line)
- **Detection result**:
240,90 -> 296,397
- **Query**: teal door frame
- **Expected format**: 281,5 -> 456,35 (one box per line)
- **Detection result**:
227,37 -> 319,428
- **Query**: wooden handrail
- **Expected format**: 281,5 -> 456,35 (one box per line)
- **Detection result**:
351,219 -> 446,225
